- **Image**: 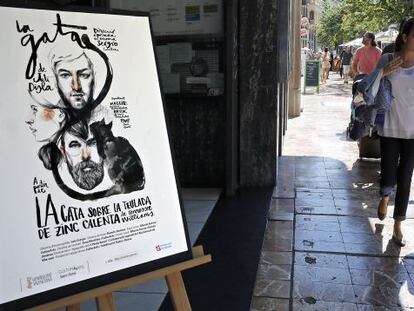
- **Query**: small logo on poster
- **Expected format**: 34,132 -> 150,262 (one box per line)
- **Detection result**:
155,242 -> 172,252
26,277 -> 33,289
25,273 -> 52,289
58,264 -> 86,279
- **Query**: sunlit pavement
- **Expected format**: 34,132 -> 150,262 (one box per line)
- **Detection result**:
251,72 -> 414,310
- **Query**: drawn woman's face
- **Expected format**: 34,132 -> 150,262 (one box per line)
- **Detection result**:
25,103 -> 65,142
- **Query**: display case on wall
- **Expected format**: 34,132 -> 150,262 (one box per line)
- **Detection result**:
156,37 -> 224,95
111,0 -> 223,36
111,0 -> 224,96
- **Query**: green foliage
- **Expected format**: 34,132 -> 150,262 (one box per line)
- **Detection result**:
317,0 -> 414,47
317,1 -> 344,48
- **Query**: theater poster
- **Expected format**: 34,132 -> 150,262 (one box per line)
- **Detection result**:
0,4 -> 191,310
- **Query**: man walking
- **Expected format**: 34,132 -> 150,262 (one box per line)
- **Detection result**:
351,32 -> 382,80
341,46 -> 353,83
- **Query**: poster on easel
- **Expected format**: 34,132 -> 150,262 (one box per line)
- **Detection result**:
0,4 -> 191,310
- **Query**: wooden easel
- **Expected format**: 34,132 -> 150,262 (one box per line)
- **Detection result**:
27,246 -> 211,311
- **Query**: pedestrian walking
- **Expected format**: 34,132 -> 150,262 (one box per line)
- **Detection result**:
339,50 -> 344,78
352,32 -> 382,80
321,47 -> 331,83
375,17 -> 414,247
341,46 -> 353,83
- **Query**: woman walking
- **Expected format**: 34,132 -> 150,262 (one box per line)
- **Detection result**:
377,17 -> 414,247
321,48 -> 331,83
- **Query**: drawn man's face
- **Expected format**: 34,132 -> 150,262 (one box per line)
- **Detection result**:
55,54 -> 94,110
25,103 -> 65,142
62,130 -> 103,190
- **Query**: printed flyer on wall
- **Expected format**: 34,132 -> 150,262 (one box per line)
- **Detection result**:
0,5 -> 190,309
111,0 -> 224,36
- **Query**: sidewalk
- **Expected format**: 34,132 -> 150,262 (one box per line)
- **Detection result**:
251,73 -> 414,310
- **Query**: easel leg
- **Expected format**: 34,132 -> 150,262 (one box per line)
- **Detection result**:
96,293 -> 116,311
66,304 -> 81,311
166,272 -> 191,311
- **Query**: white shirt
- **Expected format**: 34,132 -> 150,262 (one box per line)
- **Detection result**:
382,65 -> 414,139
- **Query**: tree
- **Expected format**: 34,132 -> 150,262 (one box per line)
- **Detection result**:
317,0 -> 413,46
342,0 -> 409,40
317,1 -> 344,48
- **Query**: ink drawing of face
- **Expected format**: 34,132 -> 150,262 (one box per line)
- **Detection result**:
25,102 -> 65,142
55,54 -> 94,111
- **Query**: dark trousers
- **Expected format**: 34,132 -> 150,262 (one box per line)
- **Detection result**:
380,136 -> 414,220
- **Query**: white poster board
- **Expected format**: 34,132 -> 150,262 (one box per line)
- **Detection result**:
0,5 -> 190,310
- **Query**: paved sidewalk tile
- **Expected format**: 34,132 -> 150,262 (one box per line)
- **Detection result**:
251,75 -> 414,310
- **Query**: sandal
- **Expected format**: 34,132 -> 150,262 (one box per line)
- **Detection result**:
392,233 -> 406,247
377,197 -> 389,221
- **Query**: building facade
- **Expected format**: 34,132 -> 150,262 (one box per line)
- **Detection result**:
301,0 -> 322,51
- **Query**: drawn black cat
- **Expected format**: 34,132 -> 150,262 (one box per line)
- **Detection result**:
89,119 -> 145,193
